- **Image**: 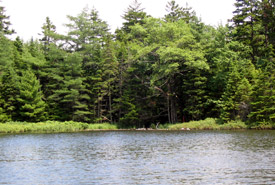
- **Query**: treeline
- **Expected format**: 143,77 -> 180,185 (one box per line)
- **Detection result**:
0,0 -> 274,128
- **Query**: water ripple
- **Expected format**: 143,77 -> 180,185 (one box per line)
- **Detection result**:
0,131 -> 275,184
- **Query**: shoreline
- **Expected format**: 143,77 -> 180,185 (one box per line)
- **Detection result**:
0,119 -> 274,135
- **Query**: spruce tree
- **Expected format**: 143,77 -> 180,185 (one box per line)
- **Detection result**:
40,17 -> 57,57
0,33 -> 13,74
0,2 -> 14,35
121,0 -> 148,34
165,0 -> 197,23
0,66 -> 18,121
40,44 -> 67,120
249,60 -> 275,127
49,53 -> 91,122
231,0 -> 265,64
93,37 -> 119,123
16,70 -> 46,122
261,0 -> 275,46
65,7 -> 110,122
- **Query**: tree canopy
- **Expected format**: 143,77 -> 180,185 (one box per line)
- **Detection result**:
0,1 -> 274,128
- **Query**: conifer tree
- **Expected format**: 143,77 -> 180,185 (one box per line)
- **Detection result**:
220,58 -> 256,123
94,37 -> 119,123
249,59 -> 275,127
0,2 -> 14,35
49,53 -> 91,122
0,66 -> 18,121
121,0 -> 148,34
165,0 -> 197,23
261,0 -> 275,47
40,44 -> 67,120
16,70 -> 46,122
231,0 -> 265,64
65,7 -> 109,122
40,17 -> 57,57
0,33 -> 13,74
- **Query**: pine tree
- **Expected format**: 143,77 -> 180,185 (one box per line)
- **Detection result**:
65,7 -> 109,52
0,33 -> 16,121
220,58 -> 256,123
93,37 -> 119,123
49,53 -> 91,122
39,17 -> 57,57
231,0 -> 265,64
65,7 -> 110,122
0,33 -> 13,75
0,66 -> 18,121
249,59 -> 275,127
220,67 -> 242,122
16,70 -> 46,122
165,0 -> 197,23
261,0 -> 275,47
0,2 -> 14,35
121,0 -> 148,34
40,44 -> 67,120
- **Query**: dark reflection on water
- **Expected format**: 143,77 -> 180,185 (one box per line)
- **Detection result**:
0,131 -> 275,184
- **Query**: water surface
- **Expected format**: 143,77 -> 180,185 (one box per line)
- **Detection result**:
0,130 -> 275,184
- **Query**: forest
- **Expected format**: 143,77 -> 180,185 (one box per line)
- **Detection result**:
0,0 -> 274,129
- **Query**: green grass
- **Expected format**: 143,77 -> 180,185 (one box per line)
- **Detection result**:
250,121 -> 275,130
1,119 -> 273,134
0,121 -> 117,134
87,123 -> 118,130
167,118 -> 248,130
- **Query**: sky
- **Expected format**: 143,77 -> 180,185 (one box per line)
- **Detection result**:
2,0 -> 236,41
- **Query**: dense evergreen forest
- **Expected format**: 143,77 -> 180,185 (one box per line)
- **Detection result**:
0,0 -> 274,128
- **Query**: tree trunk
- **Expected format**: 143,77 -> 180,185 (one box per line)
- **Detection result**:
108,83 -> 113,123
167,81 -> 177,123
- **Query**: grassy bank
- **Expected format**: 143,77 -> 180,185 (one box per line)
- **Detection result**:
0,121 -> 118,134
0,118 -> 273,134
167,118 -> 248,130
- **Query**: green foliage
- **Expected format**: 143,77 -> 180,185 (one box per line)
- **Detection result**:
16,70 -> 46,122
0,121 -> 89,134
49,52 -> 90,122
165,0 -> 197,23
39,17 -> 57,57
121,0 -> 147,34
0,4 -> 14,35
87,123 -> 117,130
0,2 -> 274,128
0,66 -> 18,121
0,33 -> 13,73
167,118 -> 247,130
249,61 -> 275,127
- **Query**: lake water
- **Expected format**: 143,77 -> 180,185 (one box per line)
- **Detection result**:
0,131 -> 275,184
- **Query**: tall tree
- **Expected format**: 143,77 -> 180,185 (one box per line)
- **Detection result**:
0,33 -> 13,75
93,37 -> 119,123
165,0 -> 197,23
65,7 -> 109,52
0,2 -> 14,35
127,18 -> 209,123
261,0 -> 275,47
0,66 -> 18,121
231,0 -> 264,64
16,69 -> 46,122
39,17 -> 57,57
249,58 -> 275,127
121,0 -> 148,34
49,53 -> 91,122
39,43 -> 66,120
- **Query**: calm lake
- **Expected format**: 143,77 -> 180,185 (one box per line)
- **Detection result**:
0,130 -> 275,184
